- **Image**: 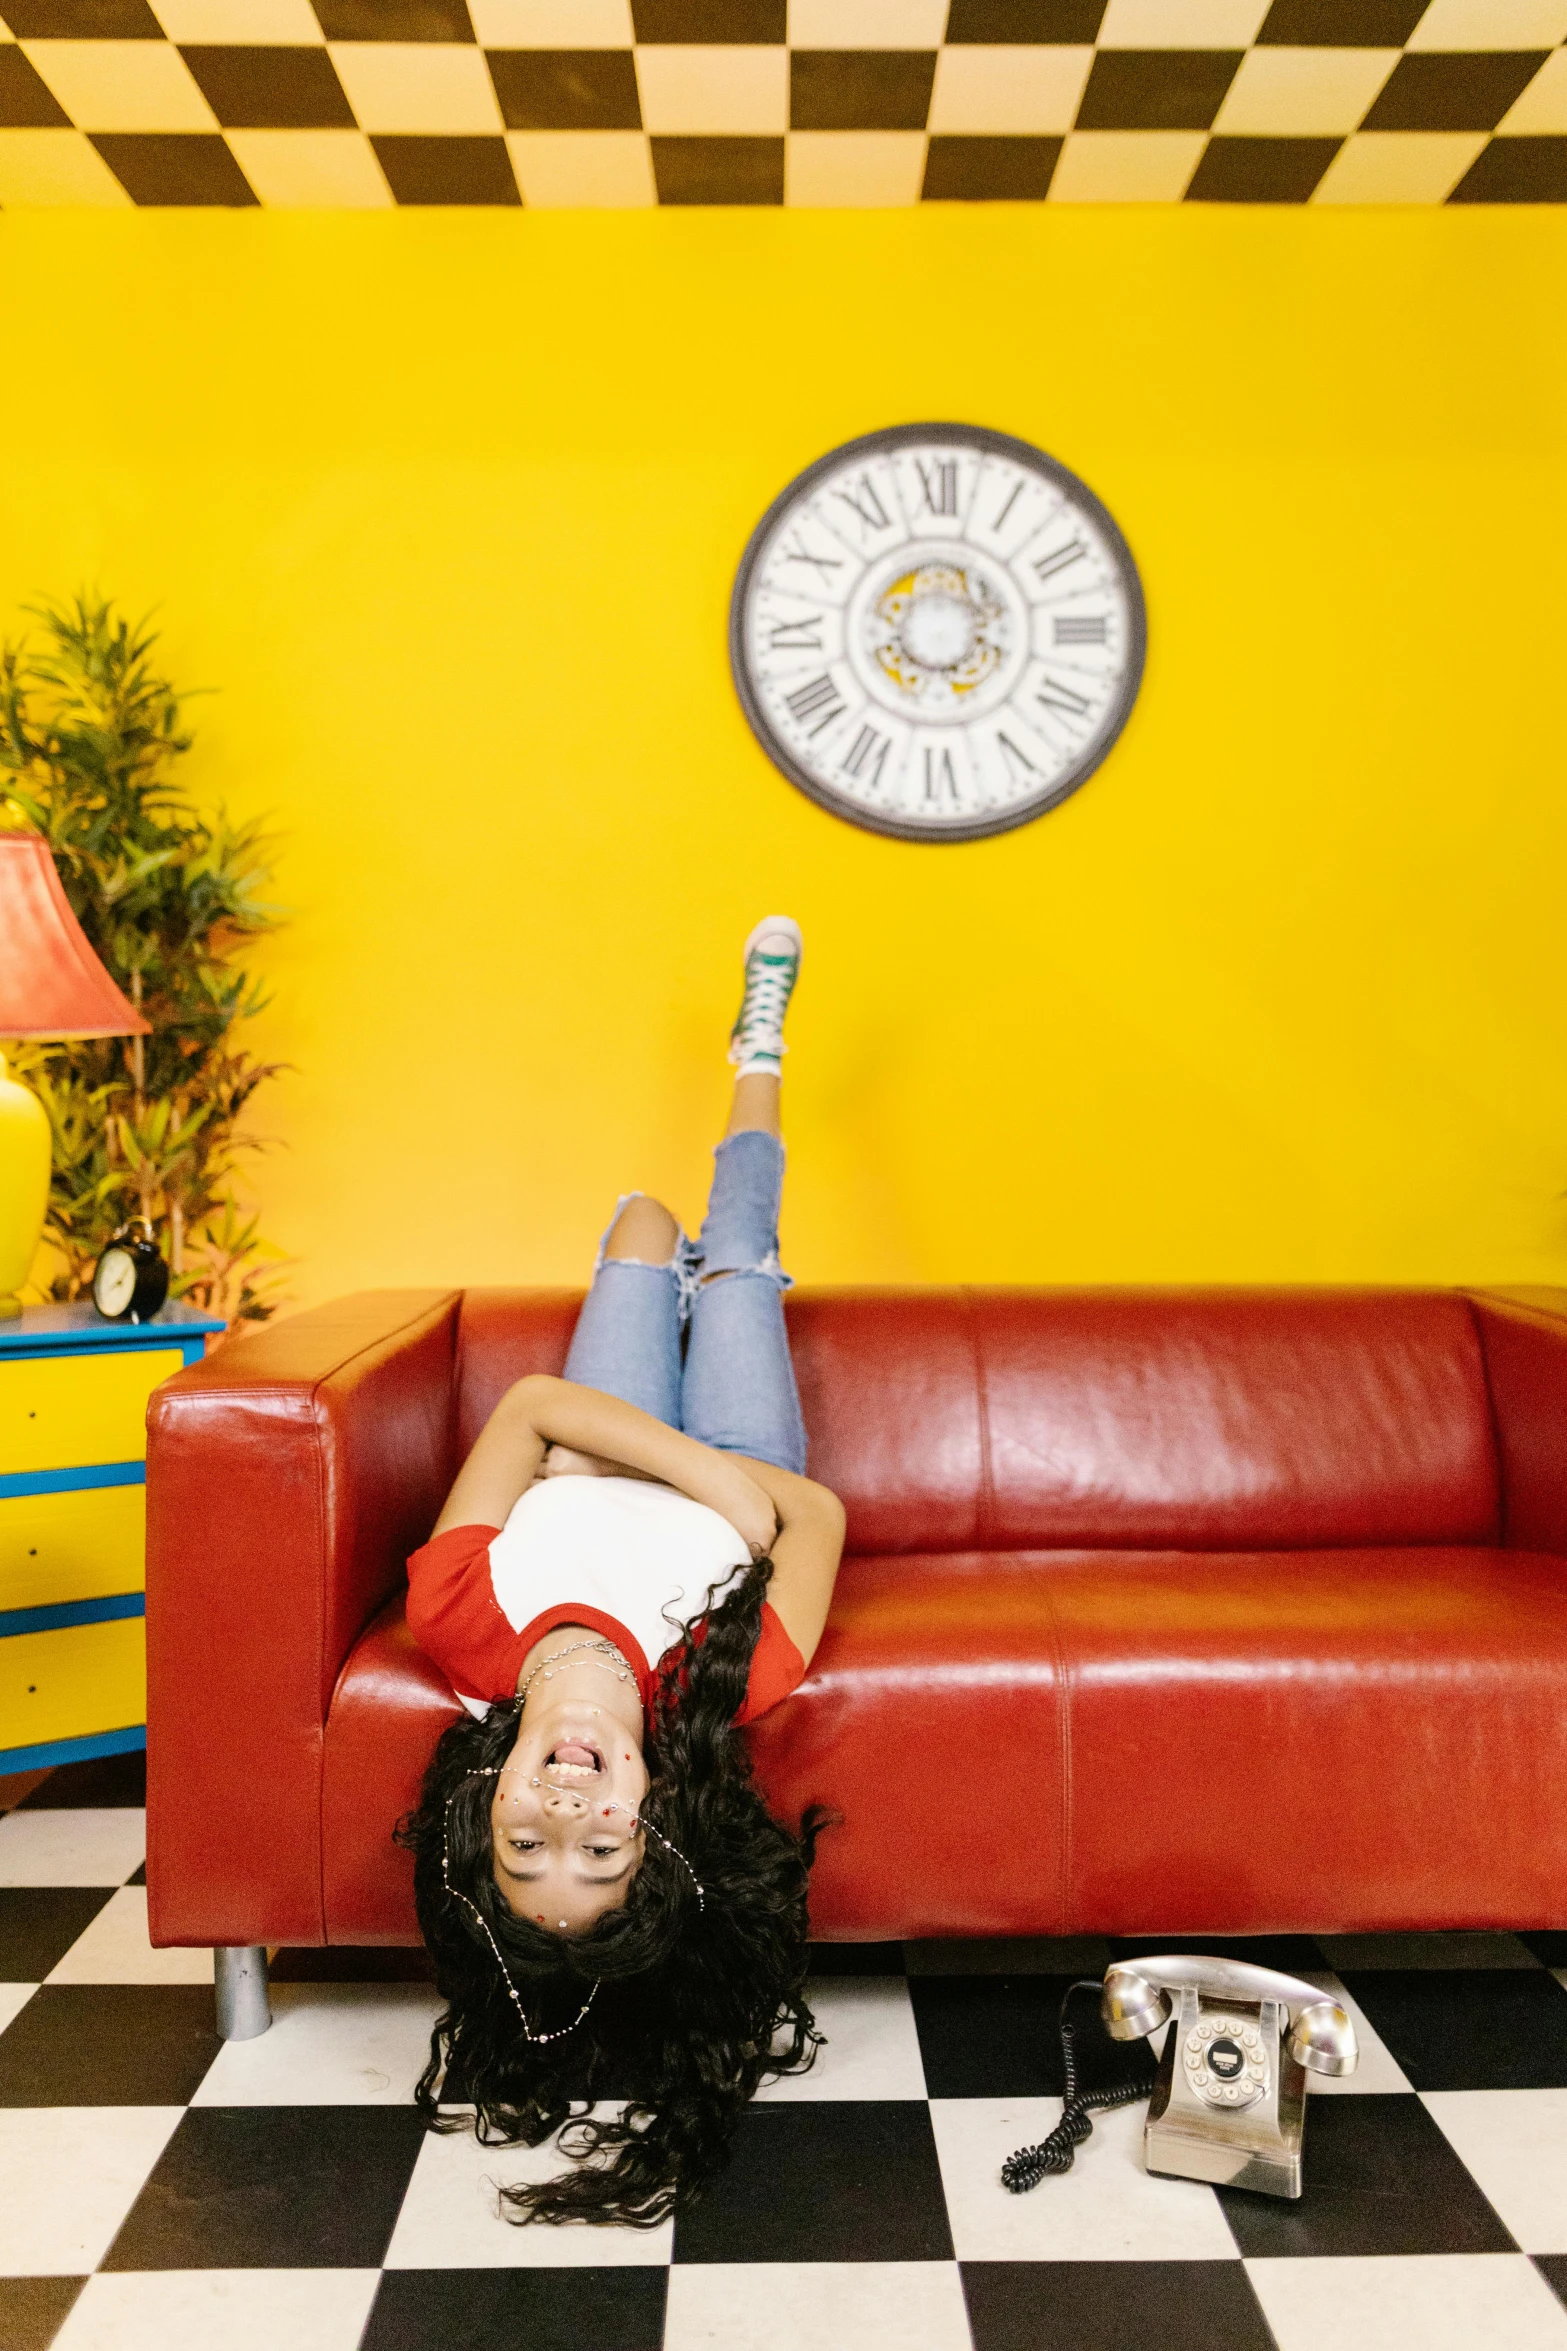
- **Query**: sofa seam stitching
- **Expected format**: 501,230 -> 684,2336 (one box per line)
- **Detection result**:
1459,1291 -> 1512,1549
965,1290 -> 1069,1926
167,1293 -> 463,1412
309,1387 -> 330,1947
306,1293 -> 464,1391
1462,1287 -> 1567,1329
311,1294 -> 463,1945
451,1292 -> 473,1491
966,1286 -> 993,1553
1041,1579 -> 1074,1939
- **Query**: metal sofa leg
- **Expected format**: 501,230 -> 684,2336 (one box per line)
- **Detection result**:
214,1945 -> 271,2040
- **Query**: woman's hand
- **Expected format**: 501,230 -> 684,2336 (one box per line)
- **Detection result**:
539,1444 -> 622,1480
541,1441 -> 776,1557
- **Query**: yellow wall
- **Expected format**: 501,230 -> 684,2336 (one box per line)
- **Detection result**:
2,205 -> 1564,1306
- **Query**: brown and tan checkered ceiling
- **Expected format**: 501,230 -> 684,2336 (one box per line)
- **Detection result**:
0,0 -> 1563,209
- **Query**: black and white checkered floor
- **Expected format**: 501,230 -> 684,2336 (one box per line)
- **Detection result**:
4,1755 -> 1567,2351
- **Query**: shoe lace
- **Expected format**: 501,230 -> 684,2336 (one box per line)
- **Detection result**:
735,951 -> 796,1040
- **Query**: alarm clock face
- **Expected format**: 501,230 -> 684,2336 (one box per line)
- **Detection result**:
93,1246 -> 138,1320
731,424 -> 1145,844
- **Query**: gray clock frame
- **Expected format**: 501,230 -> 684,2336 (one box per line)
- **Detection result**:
729,421 -> 1147,846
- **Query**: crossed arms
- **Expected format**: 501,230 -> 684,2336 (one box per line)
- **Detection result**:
432,1374 -> 847,1670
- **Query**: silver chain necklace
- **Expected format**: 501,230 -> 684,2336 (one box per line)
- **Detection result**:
515,1635 -> 634,1710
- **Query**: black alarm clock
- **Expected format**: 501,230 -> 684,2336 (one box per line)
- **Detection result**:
92,1221 -> 169,1324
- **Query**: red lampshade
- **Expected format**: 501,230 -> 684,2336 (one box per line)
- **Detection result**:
0,832 -> 150,1039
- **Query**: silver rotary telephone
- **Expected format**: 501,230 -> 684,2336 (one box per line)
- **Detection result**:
1003,1955 -> 1358,2202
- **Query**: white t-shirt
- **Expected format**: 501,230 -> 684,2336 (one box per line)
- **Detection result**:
456,1474 -> 751,1719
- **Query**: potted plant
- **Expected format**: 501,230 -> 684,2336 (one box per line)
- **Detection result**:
0,595 -> 288,1324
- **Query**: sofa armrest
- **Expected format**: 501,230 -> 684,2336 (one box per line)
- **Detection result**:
145,1289 -> 462,1948
1467,1290 -> 1567,1554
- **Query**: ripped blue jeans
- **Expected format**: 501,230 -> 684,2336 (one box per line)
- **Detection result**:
561,1130 -> 807,1475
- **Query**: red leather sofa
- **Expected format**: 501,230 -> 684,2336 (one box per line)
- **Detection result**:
146,1285 -> 1567,1958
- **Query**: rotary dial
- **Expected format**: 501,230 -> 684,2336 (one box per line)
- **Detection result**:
1183,2015 -> 1271,2110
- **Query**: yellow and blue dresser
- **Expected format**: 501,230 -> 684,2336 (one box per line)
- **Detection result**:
0,1301 -> 224,1773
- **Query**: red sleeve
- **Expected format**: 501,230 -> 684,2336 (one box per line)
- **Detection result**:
734,1601 -> 807,1726
405,1524 -> 528,1703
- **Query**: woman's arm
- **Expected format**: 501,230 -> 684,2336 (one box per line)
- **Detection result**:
432,1374 -> 779,1556
725,1455 -> 846,1670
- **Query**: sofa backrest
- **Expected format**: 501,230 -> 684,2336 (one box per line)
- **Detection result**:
456,1286 -> 1500,1555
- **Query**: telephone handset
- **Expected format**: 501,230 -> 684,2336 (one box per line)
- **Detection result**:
1104,1954 -> 1358,2199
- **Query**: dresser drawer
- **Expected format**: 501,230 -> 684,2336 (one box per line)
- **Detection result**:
0,1349 -> 184,1476
0,1485 -> 146,1613
0,1615 -> 145,1750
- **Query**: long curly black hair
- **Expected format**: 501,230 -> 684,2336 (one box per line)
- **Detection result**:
398,1558 -> 829,2226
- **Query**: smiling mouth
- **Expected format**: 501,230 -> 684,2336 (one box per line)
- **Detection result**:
546,1739 -> 602,1779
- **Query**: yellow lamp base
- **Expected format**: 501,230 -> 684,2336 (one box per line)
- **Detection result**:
0,1048 -> 51,1310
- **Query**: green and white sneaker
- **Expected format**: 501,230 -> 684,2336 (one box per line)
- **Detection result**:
728,916 -> 802,1079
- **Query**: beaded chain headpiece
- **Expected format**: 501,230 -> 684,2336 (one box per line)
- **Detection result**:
442,1774 -> 598,2045
631,1813 -> 706,1910
441,1766 -> 706,2045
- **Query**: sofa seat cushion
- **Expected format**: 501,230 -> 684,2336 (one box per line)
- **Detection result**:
321,1598 -> 459,1944
1049,1544 -> 1567,1936
320,1546 -> 1567,1946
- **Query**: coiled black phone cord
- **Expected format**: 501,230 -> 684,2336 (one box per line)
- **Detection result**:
1001,1978 -> 1153,2192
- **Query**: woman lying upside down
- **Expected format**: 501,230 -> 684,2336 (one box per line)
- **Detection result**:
399,919 -> 845,2226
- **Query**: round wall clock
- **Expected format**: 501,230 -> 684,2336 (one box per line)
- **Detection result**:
730,423 -> 1145,844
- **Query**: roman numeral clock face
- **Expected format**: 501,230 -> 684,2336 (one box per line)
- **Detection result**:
730,425 -> 1145,843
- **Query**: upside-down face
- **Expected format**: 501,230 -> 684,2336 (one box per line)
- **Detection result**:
489,1698 -> 650,1934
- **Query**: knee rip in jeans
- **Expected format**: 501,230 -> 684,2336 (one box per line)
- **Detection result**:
593,1193 -> 686,1272
695,1253 -> 792,1292
592,1247 -> 702,1323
